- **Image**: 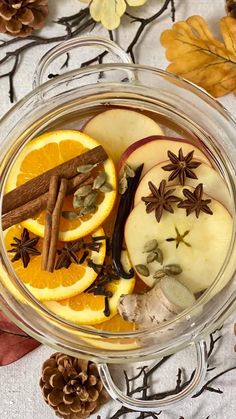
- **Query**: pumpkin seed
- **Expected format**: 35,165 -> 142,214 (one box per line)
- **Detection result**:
84,191 -> 98,208
156,248 -> 164,264
143,239 -> 158,253
80,206 -> 97,216
99,182 -> 113,193
147,252 -> 157,264
73,195 -> 84,209
93,172 -> 106,189
135,264 -> 150,277
119,175 -> 128,194
146,248 -> 164,264
153,270 -> 166,280
163,264 -> 182,275
124,163 -> 135,178
77,164 -> 96,173
74,185 -> 92,197
62,211 -> 80,220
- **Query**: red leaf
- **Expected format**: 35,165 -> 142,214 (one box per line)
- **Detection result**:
0,311 -> 41,366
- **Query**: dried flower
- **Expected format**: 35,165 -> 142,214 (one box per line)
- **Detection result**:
79,0 -> 148,30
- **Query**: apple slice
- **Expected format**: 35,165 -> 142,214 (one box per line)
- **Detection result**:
83,109 -> 163,161
124,192 -> 232,293
134,161 -> 232,212
118,136 -> 211,177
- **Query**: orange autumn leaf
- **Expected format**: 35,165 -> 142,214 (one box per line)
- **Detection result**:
160,15 -> 236,97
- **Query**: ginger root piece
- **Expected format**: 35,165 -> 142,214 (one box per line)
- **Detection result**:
118,276 -> 195,326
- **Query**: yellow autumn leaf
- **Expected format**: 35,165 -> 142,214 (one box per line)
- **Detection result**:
160,15 -> 236,97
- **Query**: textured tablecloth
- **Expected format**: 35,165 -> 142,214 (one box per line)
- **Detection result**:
0,1 -> 235,418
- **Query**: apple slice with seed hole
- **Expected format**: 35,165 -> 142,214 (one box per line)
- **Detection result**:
118,136 -> 211,177
83,109 -> 163,162
134,161 -> 232,212
125,188 -> 232,293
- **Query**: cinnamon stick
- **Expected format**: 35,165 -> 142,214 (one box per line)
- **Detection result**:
2,173 -> 93,231
47,178 -> 68,273
3,145 -> 107,214
41,176 -> 59,271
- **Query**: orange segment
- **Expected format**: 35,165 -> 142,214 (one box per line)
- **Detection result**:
44,251 -> 135,325
5,130 -> 117,241
4,224 -> 106,301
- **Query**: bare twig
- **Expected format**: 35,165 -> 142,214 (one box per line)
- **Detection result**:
192,367 -> 236,398
0,7 -> 93,102
125,0 -> 176,62
207,328 -> 223,358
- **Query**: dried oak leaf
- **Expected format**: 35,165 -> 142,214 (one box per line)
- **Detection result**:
0,311 -> 40,366
160,15 -> 236,97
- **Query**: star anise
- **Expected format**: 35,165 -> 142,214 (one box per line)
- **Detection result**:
55,241 -> 82,270
55,238 -> 105,270
8,228 -> 40,268
162,148 -> 201,185
177,183 -> 213,218
141,180 -> 181,222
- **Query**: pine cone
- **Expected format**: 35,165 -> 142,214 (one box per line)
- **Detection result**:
0,0 -> 48,37
40,353 -> 110,419
226,0 -> 236,18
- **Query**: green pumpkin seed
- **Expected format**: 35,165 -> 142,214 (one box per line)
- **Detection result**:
153,270 -> 166,280
124,163 -> 135,178
119,175 -> 128,194
147,252 -> 157,264
77,164 -> 96,173
80,206 -> 97,216
99,182 -> 113,193
146,248 -> 164,265
156,248 -> 164,264
143,239 -> 158,253
73,195 -> 84,209
135,264 -> 150,277
93,172 -> 107,189
84,191 -> 98,208
74,185 -> 92,197
163,264 -> 182,275
62,211 -> 80,220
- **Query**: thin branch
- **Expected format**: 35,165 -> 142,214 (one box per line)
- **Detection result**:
175,368 -> 182,392
125,0 -> 175,62
192,367 -> 236,398
80,30 -> 114,69
61,52 -> 70,69
0,7 -> 93,102
207,329 -> 222,358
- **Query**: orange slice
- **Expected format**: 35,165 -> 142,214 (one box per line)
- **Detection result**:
44,251 -> 135,325
77,315 -> 138,351
95,314 -> 136,333
5,130 -> 117,241
4,224 -> 106,301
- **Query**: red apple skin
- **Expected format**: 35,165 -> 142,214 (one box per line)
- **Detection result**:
117,135 -> 211,173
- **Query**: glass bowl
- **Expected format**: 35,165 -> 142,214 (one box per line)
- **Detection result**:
0,36 -> 235,412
